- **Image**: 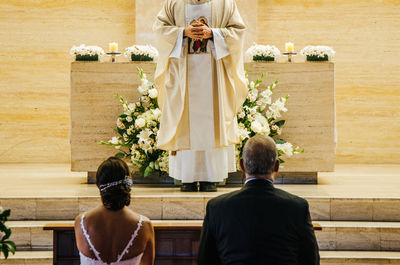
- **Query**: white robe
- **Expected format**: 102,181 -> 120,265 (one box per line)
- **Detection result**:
168,2 -> 236,183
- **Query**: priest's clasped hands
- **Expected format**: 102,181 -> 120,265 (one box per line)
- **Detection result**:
184,22 -> 213,40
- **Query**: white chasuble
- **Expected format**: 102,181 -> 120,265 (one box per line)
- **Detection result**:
153,0 -> 247,182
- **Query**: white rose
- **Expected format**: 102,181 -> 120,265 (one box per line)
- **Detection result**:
126,116 -> 133,122
148,88 -> 158,99
250,120 -> 263,133
135,118 -> 146,128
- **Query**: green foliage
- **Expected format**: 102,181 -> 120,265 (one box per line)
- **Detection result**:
75,54 -> 99,61
306,55 -> 328,61
252,55 -> 275,62
0,209 -> 15,259
131,54 -> 154,62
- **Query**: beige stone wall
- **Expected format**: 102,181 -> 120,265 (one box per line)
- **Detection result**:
0,0 -> 399,164
257,0 -> 400,163
0,0 -> 135,163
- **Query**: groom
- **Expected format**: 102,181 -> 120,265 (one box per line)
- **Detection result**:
197,135 -> 320,264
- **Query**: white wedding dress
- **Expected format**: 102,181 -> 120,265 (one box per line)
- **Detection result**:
79,214 -> 144,265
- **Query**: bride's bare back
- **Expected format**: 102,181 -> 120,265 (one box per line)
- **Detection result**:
75,205 -> 155,265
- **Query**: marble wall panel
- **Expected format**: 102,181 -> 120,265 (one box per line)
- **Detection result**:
257,0 -> 400,163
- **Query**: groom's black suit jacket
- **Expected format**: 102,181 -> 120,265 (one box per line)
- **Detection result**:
197,179 -> 320,265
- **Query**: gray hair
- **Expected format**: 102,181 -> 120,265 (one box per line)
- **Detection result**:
242,135 -> 277,175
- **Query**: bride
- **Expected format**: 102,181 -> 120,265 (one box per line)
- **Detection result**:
74,157 -> 155,265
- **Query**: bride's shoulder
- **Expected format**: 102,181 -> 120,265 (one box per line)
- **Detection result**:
126,210 -> 153,231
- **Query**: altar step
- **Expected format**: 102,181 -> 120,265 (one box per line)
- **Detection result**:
2,196 -> 400,221
0,251 -> 52,265
7,220 -> 400,252
2,251 -> 400,265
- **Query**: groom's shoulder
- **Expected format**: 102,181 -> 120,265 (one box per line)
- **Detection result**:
207,188 -> 242,207
274,187 -> 309,208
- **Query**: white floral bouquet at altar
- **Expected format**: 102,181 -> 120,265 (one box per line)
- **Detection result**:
101,67 -> 168,177
102,69 -> 301,177
236,72 -> 303,167
124,45 -> 159,62
245,44 -> 281,62
70,44 -> 104,61
300,45 -> 335,61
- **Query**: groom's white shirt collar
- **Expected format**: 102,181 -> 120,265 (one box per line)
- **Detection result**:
245,178 -> 273,184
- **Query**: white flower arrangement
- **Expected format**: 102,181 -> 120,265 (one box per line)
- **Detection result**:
124,45 -> 159,62
300,45 -> 335,61
245,44 -> 281,62
102,69 -> 302,177
101,67 -> 167,177
236,72 -> 303,168
70,44 -> 104,61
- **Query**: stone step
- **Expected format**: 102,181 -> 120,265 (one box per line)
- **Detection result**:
8,221 -> 64,251
0,251 -> 52,265
7,220 -> 400,252
320,251 -> 400,264
1,251 -> 400,265
2,195 -> 400,221
316,221 -> 400,251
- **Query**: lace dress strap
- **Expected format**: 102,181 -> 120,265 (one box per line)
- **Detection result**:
81,214 -> 103,262
117,215 -> 144,263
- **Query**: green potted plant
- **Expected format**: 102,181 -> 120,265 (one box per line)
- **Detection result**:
0,208 -> 16,259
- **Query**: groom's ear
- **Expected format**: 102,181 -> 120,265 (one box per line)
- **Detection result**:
240,158 -> 246,173
273,159 -> 280,174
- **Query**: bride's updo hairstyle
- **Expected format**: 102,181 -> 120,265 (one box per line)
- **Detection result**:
96,157 -> 132,211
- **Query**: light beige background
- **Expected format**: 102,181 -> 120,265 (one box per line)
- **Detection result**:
0,0 -> 399,164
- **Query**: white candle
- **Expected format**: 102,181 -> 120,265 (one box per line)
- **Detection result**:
109,42 -> 118,52
285,42 -> 294,52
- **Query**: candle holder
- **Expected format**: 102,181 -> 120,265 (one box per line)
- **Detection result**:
106,52 -> 121,63
283,52 -> 297,63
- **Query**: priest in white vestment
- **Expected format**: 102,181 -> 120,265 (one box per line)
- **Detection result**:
153,0 -> 247,191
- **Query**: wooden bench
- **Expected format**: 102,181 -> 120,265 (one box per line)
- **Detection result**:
44,221 -> 322,265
